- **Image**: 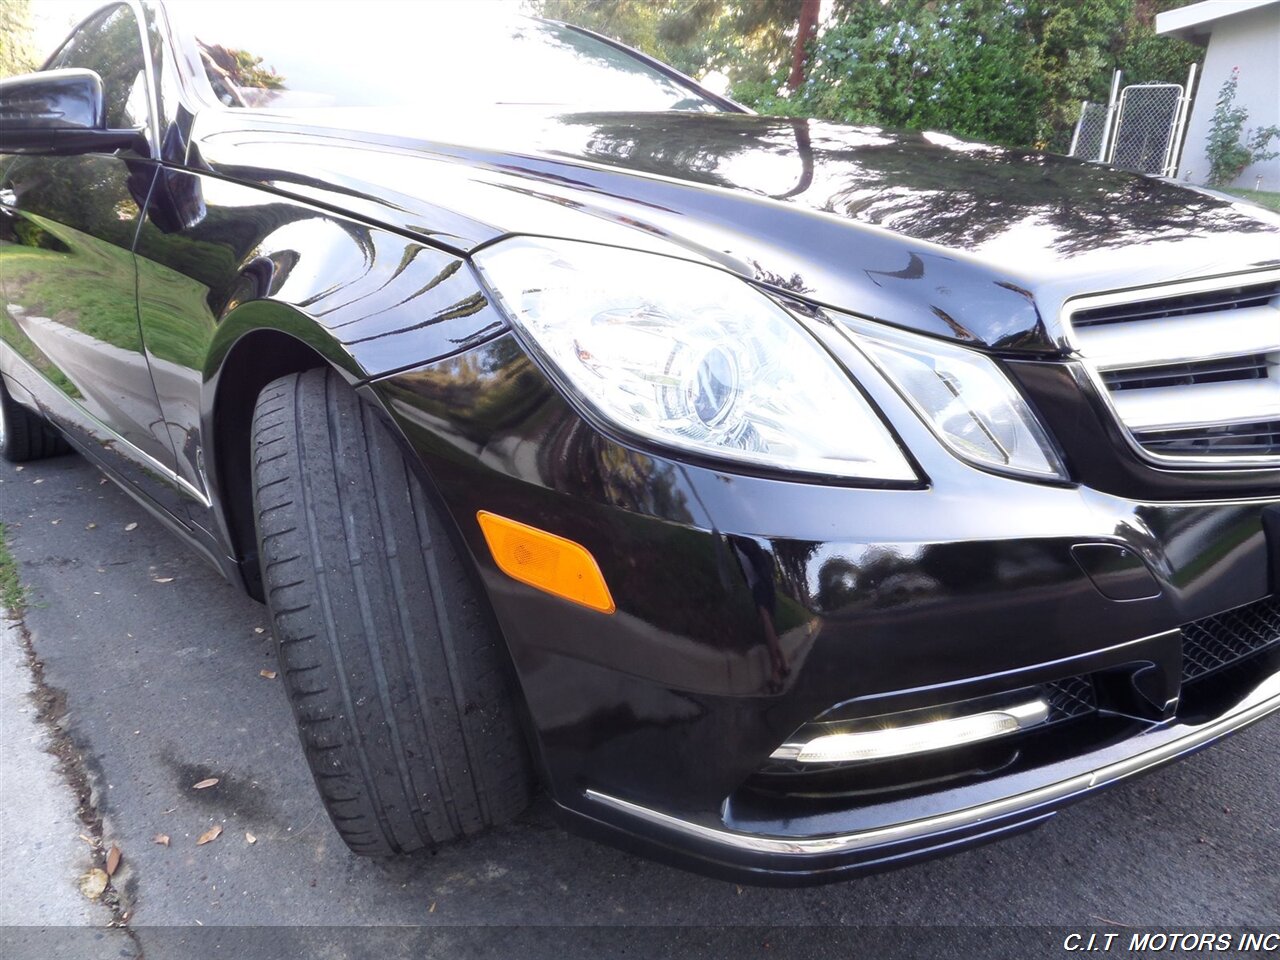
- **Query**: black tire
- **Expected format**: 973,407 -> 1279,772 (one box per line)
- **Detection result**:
0,375 -> 70,463
250,368 -> 531,856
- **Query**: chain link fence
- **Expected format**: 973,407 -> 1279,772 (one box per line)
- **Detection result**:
1069,102 -> 1111,162
1111,84 -> 1184,175
1068,71 -> 1196,178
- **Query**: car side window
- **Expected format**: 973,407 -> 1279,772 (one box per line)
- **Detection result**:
48,4 -> 149,130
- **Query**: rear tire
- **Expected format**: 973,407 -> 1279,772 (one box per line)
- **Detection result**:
0,375 -> 70,463
250,368 -> 531,856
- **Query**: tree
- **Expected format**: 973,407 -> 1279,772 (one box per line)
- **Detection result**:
0,0 -> 38,79
787,0 -> 820,89
539,0 -> 813,87
534,1 -> 1203,153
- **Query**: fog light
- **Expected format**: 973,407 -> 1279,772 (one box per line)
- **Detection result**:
771,699 -> 1049,764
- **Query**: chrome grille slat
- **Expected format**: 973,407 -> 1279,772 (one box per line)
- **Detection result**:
1110,379 -> 1280,432
1065,271 -> 1280,466
1083,305 -> 1280,370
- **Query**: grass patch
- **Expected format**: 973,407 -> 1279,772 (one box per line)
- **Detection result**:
0,522 -> 25,613
1225,188 -> 1280,212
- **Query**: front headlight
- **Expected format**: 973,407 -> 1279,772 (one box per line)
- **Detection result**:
836,317 -> 1067,481
472,238 -> 917,482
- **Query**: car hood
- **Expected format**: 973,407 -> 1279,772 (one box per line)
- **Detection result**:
190,108 -> 1280,352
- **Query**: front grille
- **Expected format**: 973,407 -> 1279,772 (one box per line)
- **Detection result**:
1066,273 -> 1280,463
1181,595 -> 1280,683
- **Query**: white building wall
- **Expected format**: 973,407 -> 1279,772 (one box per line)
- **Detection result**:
1177,3 -> 1280,191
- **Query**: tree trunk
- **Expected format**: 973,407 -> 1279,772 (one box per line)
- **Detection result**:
787,0 -> 821,91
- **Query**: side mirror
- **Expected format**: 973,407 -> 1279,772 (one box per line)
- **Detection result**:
0,68 -> 144,156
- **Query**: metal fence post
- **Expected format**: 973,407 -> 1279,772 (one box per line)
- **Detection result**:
1165,62 -> 1199,178
1099,69 -> 1123,162
1069,99 -> 1087,157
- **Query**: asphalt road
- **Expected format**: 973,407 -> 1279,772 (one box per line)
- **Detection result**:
2,451 -> 1277,957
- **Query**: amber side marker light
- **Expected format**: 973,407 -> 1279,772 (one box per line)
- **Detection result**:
476,511 -> 616,614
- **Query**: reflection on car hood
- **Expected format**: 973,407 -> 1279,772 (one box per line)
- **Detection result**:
191,108 -> 1280,351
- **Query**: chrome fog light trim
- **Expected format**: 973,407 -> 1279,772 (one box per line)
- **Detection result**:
770,699 -> 1050,764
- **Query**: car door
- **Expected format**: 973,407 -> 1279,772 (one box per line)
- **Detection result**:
0,3 -> 194,516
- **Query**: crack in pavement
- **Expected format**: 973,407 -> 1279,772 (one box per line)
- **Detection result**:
2,610 -> 144,959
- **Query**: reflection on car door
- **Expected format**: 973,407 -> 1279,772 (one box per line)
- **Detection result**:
0,4 -> 194,518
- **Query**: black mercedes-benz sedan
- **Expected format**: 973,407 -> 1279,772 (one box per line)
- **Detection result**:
2,1 -> 1279,886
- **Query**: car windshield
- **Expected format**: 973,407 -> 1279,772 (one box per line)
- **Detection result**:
167,1 -> 720,114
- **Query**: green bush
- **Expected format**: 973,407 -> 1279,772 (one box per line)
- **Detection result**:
1205,67 -> 1280,187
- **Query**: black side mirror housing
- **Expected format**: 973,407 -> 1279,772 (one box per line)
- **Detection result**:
0,68 -> 145,156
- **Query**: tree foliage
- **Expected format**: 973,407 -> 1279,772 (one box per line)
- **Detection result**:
0,0 -> 39,79
535,0 -> 1205,151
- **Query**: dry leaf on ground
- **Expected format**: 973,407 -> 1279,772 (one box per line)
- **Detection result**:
153,577 -> 174,584
105,844 -> 121,876
153,834 -> 170,846
196,824 -> 223,846
124,522 -> 138,531
79,869 -> 108,900
192,778 -> 219,790
245,832 -> 257,844
259,669 -> 277,680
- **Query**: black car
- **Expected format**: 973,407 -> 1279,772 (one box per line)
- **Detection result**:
2,1 -> 1279,886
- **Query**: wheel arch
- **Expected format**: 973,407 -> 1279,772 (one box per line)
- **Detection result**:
204,301 -> 366,599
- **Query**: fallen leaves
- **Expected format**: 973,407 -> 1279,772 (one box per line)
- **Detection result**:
245,831 -> 257,845
196,824 -> 223,846
153,834 -> 170,847
253,627 -> 265,635
152,577 -> 174,584
86,522 -> 97,530
124,522 -> 138,531
192,778 -> 219,790
79,868 -> 108,900
259,669 -> 277,680
105,844 -> 121,876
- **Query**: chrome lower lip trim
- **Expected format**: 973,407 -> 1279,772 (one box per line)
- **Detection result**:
585,668 -> 1280,857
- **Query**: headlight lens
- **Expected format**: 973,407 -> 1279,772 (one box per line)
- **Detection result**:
838,318 -> 1067,481
472,238 -> 916,482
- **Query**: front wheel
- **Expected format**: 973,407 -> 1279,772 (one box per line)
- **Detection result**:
250,368 -> 532,856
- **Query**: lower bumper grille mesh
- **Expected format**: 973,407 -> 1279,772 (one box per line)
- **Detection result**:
1044,676 -> 1097,722
1181,595 -> 1280,682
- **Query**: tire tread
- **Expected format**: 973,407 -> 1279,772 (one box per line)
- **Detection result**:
250,368 -> 530,856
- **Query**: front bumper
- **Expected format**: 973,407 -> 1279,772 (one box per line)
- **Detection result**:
368,332 -> 1280,884
576,658 -> 1280,882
